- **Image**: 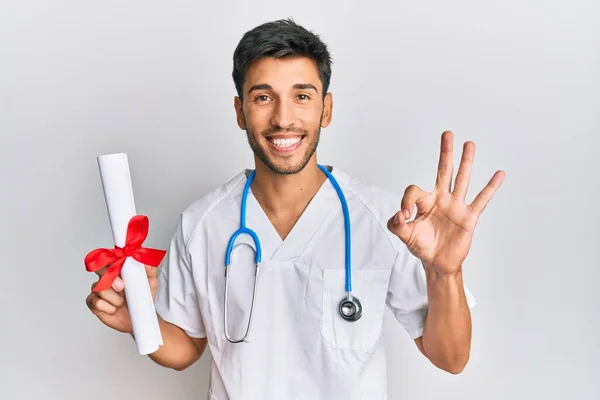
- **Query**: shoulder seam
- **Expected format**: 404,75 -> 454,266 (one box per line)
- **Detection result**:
183,174 -> 245,248
347,181 -> 398,254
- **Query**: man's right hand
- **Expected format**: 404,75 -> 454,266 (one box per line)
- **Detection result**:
85,264 -> 158,335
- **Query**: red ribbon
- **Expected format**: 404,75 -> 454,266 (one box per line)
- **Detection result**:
85,215 -> 167,292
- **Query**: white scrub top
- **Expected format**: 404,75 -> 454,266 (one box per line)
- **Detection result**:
155,166 -> 476,400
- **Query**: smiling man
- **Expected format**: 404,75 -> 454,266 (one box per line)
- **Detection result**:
233,52 -> 333,240
86,18 -> 505,400
239,58 -> 327,174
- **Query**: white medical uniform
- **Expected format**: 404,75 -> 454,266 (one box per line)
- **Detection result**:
155,166 -> 476,400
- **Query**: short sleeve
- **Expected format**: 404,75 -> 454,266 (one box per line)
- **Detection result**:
154,215 -> 206,338
385,246 -> 477,340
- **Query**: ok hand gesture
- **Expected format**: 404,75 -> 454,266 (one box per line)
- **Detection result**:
388,131 -> 505,275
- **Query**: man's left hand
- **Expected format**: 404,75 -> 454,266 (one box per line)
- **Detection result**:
387,131 -> 505,275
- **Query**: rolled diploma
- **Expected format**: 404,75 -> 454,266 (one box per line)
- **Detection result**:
97,153 -> 163,355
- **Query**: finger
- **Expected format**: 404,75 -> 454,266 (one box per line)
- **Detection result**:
435,131 -> 454,192
97,287 -> 126,308
469,170 -> 506,214
91,269 -> 124,291
94,265 -> 108,277
86,292 -> 117,315
148,275 -> 158,298
452,141 -> 475,200
112,276 -> 124,292
91,281 -> 125,306
401,184 -> 427,219
145,265 -> 158,279
149,276 -> 158,292
387,210 -> 414,244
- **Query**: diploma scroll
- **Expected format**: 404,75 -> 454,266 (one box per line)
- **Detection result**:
96,153 -> 164,355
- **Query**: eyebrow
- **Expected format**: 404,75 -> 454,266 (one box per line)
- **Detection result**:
247,83 -> 319,95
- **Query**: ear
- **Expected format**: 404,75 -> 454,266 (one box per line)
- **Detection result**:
234,96 -> 246,129
321,92 -> 333,128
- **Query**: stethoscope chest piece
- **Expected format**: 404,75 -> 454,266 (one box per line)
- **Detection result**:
225,164 -> 364,344
338,294 -> 363,322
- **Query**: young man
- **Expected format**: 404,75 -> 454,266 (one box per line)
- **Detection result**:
86,18 -> 505,399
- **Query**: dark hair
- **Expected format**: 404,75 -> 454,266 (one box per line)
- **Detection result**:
232,18 -> 333,100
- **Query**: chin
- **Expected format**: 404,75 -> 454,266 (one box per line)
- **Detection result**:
264,160 -> 307,175
255,151 -> 311,175
246,128 -> 319,175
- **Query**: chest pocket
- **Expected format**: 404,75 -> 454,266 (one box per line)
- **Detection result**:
321,268 -> 390,352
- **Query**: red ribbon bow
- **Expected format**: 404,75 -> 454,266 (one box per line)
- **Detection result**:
85,215 -> 167,292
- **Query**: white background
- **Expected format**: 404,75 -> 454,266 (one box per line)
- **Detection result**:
1,0 -> 598,399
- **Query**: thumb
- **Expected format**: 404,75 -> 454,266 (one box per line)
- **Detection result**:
145,264 -> 158,279
145,265 -> 159,300
387,210 -> 412,244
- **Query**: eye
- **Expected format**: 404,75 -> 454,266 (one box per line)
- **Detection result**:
297,94 -> 310,101
255,95 -> 271,102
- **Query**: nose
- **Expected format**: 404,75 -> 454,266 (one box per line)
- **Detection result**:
270,99 -> 296,129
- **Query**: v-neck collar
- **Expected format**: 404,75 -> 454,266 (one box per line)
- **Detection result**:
241,165 -> 350,263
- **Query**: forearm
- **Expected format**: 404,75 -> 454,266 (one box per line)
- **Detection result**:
421,265 -> 471,374
132,316 -> 205,371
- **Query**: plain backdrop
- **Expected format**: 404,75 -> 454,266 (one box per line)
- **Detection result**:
1,0 -> 598,399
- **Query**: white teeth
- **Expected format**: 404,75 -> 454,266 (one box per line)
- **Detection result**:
271,137 -> 301,148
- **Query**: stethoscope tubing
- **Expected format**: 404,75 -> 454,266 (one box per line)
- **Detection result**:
223,164 -> 359,343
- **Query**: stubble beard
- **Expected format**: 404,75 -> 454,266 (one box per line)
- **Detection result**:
244,114 -> 322,175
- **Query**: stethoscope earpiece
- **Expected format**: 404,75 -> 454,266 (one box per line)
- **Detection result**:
339,295 -> 362,322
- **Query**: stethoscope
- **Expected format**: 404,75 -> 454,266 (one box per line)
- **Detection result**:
223,164 -> 362,344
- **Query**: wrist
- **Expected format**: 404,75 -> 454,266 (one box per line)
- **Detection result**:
423,262 -> 463,281
423,263 -> 466,303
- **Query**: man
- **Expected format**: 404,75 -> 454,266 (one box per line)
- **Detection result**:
86,18 -> 505,399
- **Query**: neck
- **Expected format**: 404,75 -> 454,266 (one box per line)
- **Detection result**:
250,160 -> 326,217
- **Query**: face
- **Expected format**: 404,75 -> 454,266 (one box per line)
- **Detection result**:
234,56 -> 332,175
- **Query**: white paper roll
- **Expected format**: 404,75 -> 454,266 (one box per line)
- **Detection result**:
96,152 -> 163,355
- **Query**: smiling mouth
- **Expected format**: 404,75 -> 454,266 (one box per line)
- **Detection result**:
266,136 -> 305,151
